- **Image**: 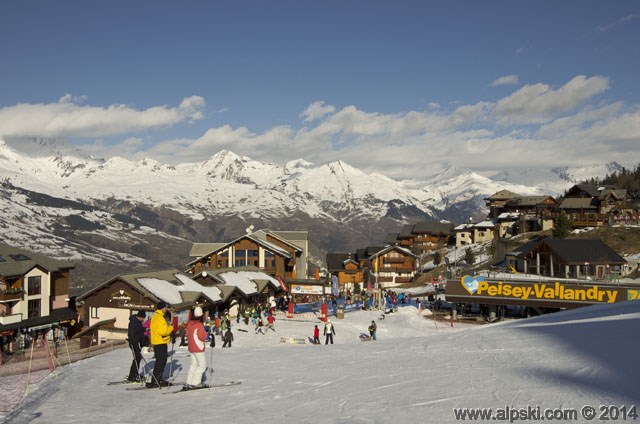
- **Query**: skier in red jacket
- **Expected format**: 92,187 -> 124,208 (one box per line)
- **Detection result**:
185,306 -> 208,389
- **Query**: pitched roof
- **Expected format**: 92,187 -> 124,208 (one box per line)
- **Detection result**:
214,269 -> 281,296
506,196 -> 557,207
0,243 -> 74,277
398,224 -> 414,239
474,220 -> 496,228
189,243 -> 226,257
383,233 -> 399,244
510,239 -> 543,258
326,253 -> 354,271
599,189 -> 627,200
368,245 -> 417,260
186,234 -> 293,266
559,198 -> 598,210
252,229 -> 304,252
486,190 -> 520,200
77,268 -> 222,307
542,239 -> 626,264
364,246 -> 387,257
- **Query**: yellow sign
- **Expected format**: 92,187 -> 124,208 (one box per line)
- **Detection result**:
629,289 -> 640,301
464,277 -> 620,303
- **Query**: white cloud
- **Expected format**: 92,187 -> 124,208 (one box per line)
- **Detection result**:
597,14 -> 640,32
3,75 -> 638,179
490,75 -> 519,86
492,75 -> 609,126
300,101 -> 336,122
59,93 -> 88,104
113,75 -> 636,178
0,95 -> 206,138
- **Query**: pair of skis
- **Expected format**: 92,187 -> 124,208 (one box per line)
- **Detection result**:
118,380 -> 241,392
164,381 -> 241,394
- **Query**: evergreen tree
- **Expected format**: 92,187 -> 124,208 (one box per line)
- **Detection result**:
433,251 -> 442,267
464,248 -> 476,265
552,210 -> 572,238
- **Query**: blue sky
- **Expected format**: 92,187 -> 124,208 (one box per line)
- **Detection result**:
1,1 -> 639,179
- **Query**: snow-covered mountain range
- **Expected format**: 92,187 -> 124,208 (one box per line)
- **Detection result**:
0,137 -> 622,286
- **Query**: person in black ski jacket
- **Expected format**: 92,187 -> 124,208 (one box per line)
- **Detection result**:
222,328 -> 234,348
324,320 -> 335,345
127,310 -> 147,382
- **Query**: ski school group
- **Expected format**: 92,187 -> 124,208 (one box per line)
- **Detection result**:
120,301 -> 239,393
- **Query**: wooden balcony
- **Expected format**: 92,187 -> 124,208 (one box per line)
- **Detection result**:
0,289 -> 23,302
379,266 -> 415,273
569,213 -> 606,227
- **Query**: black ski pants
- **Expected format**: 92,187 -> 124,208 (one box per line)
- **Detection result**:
127,344 -> 143,380
152,343 -> 168,382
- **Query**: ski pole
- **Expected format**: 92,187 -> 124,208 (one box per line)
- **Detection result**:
168,340 -> 175,379
138,349 -> 162,388
128,343 -> 144,385
208,339 -> 215,387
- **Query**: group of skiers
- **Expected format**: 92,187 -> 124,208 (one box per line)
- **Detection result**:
312,320 -> 336,344
126,301 -> 235,389
126,300 -> 379,389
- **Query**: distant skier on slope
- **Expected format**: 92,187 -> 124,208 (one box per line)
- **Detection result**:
324,320 -> 335,345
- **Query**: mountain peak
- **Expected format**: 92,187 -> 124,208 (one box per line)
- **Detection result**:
2,136 -> 92,160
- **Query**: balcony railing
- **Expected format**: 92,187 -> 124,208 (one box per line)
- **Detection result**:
0,313 -> 22,325
0,289 -> 23,302
380,266 -> 415,273
569,213 -> 606,227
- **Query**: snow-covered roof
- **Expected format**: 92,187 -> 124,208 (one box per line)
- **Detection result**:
137,277 -> 184,305
474,220 -> 496,228
136,272 -> 223,305
214,270 -> 281,296
497,212 -> 521,220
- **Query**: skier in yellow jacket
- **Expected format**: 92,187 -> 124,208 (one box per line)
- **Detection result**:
148,301 -> 174,387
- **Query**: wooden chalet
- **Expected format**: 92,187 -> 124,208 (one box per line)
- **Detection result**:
485,191 -> 558,233
560,184 -> 633,227
368,245 -> 417,287
76,269 -> 222,341
384,221 -> 453,255
326,253 -> 364,293
187,230 -> 308,280
511,239 -> 628,280
485,190 -> 521,218
356,246 -> 386,271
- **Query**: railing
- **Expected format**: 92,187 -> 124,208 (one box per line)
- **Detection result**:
569,213 -> 606,227
0,313 -> 22,325
0,289 -> 23,302
380,266 -> 415,273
